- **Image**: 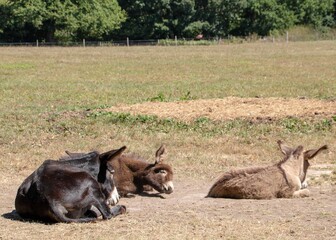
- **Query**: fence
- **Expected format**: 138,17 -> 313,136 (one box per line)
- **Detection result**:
0,32 -> 335,47
0,38 -> 154,47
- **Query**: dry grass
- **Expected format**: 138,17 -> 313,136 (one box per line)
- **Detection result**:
106,97 -> 336,122
0,42 -> 335,239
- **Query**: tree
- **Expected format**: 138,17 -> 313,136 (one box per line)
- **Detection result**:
115,0 -> 169,39
206,0 -> 248,36
116,0 -> 196,39
297,0 -> 335,29
168,0 -> 195,38
4,0 -> 126,42
282,0 -> 335,29
239,0 -> 296,36
0,1 -> 10,35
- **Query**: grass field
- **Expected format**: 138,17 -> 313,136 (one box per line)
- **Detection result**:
0,41 -> 335,239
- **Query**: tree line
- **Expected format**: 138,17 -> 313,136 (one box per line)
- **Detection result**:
0,0 -> 335,42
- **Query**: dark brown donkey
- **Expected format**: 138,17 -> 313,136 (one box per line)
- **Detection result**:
66,145 -> 174,197
15,146 -> 126,223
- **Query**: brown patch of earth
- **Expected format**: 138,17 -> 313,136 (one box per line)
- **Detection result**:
106,97 -> 336,122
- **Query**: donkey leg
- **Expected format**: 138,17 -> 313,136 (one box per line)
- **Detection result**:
50,203 -> 97,223
293,189 -> 310,198
85,206 -> 102,218
90,193 -> 113,220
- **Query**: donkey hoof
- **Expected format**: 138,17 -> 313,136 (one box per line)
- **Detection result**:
111,205 -> 127,217
119,205 -> 127,214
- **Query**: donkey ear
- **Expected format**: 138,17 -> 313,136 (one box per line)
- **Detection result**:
155,144 -> 166,164
293,145 -> 304,158
277,140 -> 293,155
100,146 -> 127,163
304,145 -> 328,160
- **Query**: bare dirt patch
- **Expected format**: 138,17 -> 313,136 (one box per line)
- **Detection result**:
106,97 -> 336,122
1,168 -> 335,240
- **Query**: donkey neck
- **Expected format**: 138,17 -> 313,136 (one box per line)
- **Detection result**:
122,156 -> 151,173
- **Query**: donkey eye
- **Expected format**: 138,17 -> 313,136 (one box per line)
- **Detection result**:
159,169 -> 167,174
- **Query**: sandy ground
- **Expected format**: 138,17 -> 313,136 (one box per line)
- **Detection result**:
1,168 -> 335,240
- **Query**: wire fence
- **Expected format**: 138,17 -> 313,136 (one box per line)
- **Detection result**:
0,32 -> 335,47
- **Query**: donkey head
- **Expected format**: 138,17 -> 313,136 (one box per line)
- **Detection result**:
277,140 -> 328,187
301,144 -> 328,187
63,146 -> 126,205
97,146 -> 127,206
143,145 -> 174,194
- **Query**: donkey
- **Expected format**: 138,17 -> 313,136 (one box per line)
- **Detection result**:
15,146 -> 126,223
66,145 -> 174,197
207,141 -> 327,199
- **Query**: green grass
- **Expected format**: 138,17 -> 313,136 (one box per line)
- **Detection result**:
1,41 -> 336,115
0,42 -> 335,174
89,111 -> 335,137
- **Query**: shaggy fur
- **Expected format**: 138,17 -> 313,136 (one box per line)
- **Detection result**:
207,141 -> 327,199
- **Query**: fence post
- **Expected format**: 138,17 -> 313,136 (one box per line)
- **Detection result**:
36,40 -> 39,47
83,39 -> 85,47
175,36 -> 177,46
127,37 -> 129,47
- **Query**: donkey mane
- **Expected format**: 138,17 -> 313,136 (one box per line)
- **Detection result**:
59,151 -> 99,161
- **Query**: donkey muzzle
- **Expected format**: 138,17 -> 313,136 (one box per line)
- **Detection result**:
163,181 -> 174,194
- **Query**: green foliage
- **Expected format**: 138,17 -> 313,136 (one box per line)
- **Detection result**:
281,117 -> 333,133
239,0 -> 297,36
286,0 -> 335,29
0,1 -> 10,34
75,0 -> 126,40
116,0 -> 196,39
205,0 -> 248,36
183,21 -> 210,37
1,0 -> 335,41
3,0 -> 126,41
115,0 -> 335,39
